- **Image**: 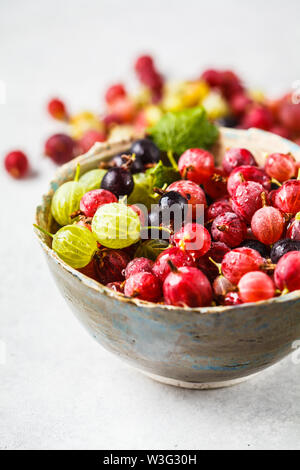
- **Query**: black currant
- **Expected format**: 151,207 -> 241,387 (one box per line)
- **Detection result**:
159,191 -> 188,213
112,152 -> 144,174
270,239 -> 300,264
240,239 -> 270,259
130,138 -> 160,164
101,167 -> 134,197
216,115 -> 239,128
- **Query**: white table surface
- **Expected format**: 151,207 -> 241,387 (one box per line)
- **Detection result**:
1,0 -> 300,450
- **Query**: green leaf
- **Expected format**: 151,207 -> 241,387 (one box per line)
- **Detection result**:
127,172 -> 157,209
146,161 -> 179,189
148,106 -> 219,155
134,239 -> 169,261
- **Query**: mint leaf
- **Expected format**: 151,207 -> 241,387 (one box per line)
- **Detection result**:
146,161 -> 179,188
148,106 -> 219,155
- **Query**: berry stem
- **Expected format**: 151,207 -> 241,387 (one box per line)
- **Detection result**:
238,172 -> 245,182
261,192 -> 267,207
208,257 -> 222,275
167,150 -> 178,171
216,225 -> 228,232
144,225 -> 172,235
281,287 -> 289,296
182,165 -> 193,180
153,187 -> 166,196
270,177 -> 282,187
212,173 -> 228,184
70,209 -> 82,219
121,153 -> 135,170
119,195 -> 128,204
167,259 -> 178,272
74,164 -> 81,182
33,224 -> 54,238
261,261 -> 276,272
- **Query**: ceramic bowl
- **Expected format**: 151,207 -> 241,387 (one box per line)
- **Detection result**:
34,128 -> 300,389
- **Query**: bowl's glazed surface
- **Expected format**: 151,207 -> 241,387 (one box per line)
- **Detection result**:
35,128 -> 300,388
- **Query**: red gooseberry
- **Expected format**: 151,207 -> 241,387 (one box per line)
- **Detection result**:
124,257 -> 154,279
205,197 -> 233,222
173,223 -> 211,258
251,206 -> 285,245
47,98 -> 68,121
163,266 -> 212,308
264,153 -> 296,182
105,83 -> 126,105
227,165 -> 270,196
94,249 -> 130,285
167,180 -> 207,216
178,148 -> 215,184
211,212 -> 247,248
287,213 -> 300,241
238,271 -> 275,303
203,168 -> 228,200
231,181 -> 266,223
274,180 -> 300,215
45,133 -> 75,164
152,247 -> 195,282
196,242 -> 230,282
222,148 -> 257,175
79,130 -> 106,153
223,292 -> 243,306
221,247 -> 264,285
4,150 -> 29,178
80,189 -> 117,217
274,251 -> 300,292
124,272 -> 162,302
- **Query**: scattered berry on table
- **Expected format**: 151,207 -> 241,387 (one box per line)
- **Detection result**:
47,98 -> 68,121
79,130 -> 106,153
4,150 -> 29,178
45,134 -> 75,164
105,84 -> 127,105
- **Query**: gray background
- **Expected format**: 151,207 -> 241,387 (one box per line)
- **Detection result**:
0,0 -> 299,450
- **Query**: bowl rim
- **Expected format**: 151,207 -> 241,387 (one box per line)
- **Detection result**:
34,128 -> 300,315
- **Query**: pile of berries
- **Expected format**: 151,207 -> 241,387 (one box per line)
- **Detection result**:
35,137 -> 300,308
5,55 -> 300,179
